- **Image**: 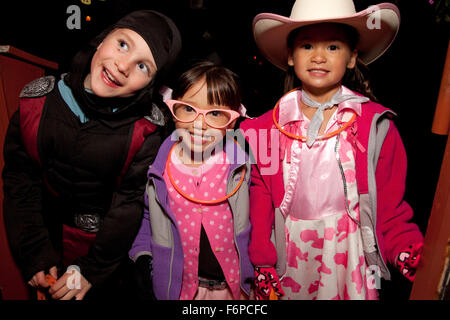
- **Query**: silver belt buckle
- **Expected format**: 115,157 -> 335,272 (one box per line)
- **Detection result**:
74,213 -> 101,233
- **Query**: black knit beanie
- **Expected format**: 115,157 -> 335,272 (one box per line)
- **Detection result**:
92,10 -> 182,75
67,10 -> 182,121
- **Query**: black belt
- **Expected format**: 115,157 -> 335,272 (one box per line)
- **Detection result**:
198,277 -> 228,290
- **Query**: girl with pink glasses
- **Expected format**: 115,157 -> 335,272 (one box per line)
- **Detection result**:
129,61 -> 253,300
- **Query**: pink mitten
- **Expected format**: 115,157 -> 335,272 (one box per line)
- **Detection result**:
254,266 -> 285,300
396,243 -> 423,281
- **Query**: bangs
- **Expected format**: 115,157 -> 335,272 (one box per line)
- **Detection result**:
206,71 -> 241,112
288,22 -> 359,50
172,61 -> 241,112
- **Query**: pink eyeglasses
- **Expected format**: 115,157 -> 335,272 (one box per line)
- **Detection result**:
165,99 -> 241,129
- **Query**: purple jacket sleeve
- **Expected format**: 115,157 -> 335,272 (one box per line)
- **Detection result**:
129,191 -> 152,261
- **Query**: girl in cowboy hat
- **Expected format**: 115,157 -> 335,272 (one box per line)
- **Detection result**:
3,10 -> 181,300
240,0 -> 424,300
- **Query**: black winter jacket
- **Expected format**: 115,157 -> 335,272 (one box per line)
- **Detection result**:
2,77 -> 163,287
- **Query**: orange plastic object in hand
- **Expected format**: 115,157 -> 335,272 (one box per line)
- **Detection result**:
269,288 -> 279,300
36,274 -> 57,300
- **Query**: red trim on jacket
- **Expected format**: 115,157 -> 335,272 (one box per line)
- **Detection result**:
19,96 -> 46,166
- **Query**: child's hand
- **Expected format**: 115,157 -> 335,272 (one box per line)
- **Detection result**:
133,255 -> 156,300
254,266 -> 284,300
396,242 -> 423,282
48,266 -> 92,300
28,266 -> 58,288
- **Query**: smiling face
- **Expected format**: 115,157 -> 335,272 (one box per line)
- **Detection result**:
174,77 -> 237,161
84,28 -> 157,98
288,23 -> 358,102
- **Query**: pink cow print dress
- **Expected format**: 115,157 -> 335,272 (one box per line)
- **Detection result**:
278,97 -> 378,300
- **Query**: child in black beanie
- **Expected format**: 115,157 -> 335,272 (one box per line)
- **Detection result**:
3,10 -> 181,300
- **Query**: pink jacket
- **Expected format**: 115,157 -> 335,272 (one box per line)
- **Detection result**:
239,94 -> 423,280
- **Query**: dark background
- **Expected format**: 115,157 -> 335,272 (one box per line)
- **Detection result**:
0,0 -> 449,299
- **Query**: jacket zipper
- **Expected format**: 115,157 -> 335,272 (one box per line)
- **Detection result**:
151,176 -> 176,300
335,134 -> 359,225
336,129 -> 390,279
167,230 -> 175,299
227,163 -> 246,295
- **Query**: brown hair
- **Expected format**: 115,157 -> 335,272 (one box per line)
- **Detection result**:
172,61 -> 242,112
284,23 -> 377,101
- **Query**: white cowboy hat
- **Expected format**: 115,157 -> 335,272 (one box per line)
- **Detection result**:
253,0 -> 400,70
